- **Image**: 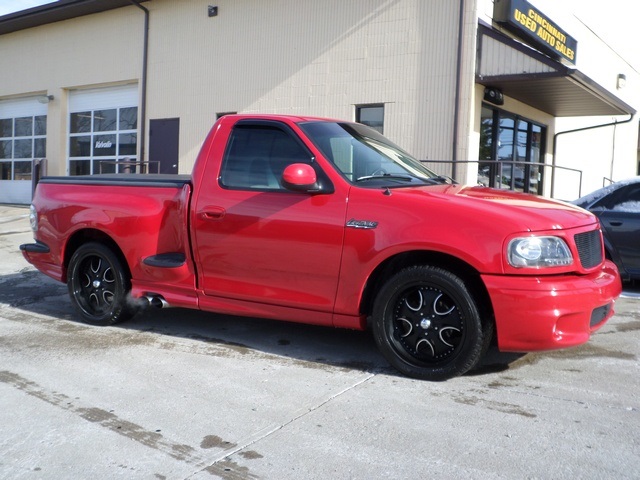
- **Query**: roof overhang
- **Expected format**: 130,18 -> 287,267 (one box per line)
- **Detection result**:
476,23 -> 636,117
0,0 -> 148,35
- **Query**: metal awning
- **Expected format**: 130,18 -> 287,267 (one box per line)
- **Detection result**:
476,24 -> 636,117
0,0 -> 148,35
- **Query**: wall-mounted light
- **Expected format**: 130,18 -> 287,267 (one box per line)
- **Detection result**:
616,73 -> 626,90
208,5 -> 218,17
37,94 -> 54,104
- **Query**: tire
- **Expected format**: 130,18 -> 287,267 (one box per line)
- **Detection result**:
372,266 -> 488,381
67,242 -> 136,326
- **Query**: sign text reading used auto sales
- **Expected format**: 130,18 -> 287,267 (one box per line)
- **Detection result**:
494,0 -> 577,64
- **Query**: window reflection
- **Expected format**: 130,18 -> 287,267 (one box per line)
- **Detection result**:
477,105 -> 546,194
94,109 -> 117,132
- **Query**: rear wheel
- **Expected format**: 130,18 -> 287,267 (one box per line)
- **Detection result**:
372,266 -> 488,381
67,242 -> 136,326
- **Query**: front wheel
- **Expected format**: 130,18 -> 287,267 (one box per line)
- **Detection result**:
67,242 -> 136,326
372,266 -> 488,381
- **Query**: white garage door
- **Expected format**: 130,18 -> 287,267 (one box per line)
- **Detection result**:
0,97 -> 48,205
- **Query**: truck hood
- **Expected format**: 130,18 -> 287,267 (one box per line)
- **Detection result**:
397,184 -> 596,232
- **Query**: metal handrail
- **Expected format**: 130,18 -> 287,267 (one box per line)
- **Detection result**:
420,159 -> 583,199
98,160 -> 160,174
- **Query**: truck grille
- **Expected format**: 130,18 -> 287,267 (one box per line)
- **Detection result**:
574,229 -> 603,269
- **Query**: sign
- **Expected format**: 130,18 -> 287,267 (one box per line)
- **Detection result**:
494,0 -> 577,64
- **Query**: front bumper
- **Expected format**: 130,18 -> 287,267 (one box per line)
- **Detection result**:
482,260 -> 622,352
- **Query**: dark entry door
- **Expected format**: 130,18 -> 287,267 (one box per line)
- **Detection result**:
149,118 -> 180,174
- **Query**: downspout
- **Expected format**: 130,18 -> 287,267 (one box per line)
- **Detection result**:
551,113 -> 633,198
129,0 -> 149,166
451,0 -> 465,180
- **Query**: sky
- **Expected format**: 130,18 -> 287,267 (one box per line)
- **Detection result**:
0,0 -> 57,16
1,0 -> 638,71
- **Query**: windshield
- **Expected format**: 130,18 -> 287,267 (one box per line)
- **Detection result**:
299,121 -> 444,187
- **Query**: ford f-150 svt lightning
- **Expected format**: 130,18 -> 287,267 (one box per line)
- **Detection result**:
20,114 -> 622,380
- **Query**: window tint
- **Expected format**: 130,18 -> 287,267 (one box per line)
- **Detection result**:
219,124 -> 311,190
610,184 -> 640,212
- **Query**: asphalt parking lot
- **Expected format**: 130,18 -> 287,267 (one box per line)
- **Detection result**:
0,204 -> 638,480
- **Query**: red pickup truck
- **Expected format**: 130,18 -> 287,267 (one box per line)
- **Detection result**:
21,114 -> 621,380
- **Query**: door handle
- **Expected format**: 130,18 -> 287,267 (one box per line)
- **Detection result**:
608,221 -> 623,227
200,207 -> 226,220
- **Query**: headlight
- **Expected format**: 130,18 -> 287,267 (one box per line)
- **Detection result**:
29,204 -> 38,232
507,236 -> 573,268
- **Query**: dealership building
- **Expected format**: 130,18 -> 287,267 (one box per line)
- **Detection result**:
1,0 -> 638,204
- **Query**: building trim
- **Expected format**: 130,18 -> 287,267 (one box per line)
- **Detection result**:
476,24 -> 636,117
0,0 -> 148,35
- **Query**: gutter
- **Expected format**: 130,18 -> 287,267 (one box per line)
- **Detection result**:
451,0 -> 465,180
128,0 -> 149,165
551,113 -> 634,198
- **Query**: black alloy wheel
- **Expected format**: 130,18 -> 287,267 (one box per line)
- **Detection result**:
67,242 -> 136,326
372,266 -> 488,381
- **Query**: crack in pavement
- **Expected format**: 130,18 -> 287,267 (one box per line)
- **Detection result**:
186,372 -> 377,479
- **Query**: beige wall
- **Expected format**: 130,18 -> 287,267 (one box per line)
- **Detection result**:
145,0 -> 466,173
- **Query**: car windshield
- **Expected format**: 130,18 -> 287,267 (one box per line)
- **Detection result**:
299,121 -> 444,187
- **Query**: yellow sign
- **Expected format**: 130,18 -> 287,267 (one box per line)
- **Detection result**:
494,0 -> 578,64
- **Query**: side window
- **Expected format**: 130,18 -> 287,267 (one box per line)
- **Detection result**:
219,124 -> 311,190
610,185 -> 640,212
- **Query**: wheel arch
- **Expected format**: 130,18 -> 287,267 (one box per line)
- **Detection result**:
63,229 -> 131,283
360,251 -> 494,326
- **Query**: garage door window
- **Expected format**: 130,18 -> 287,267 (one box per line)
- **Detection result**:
0,115 -> 46,180
69,107 -> 137,175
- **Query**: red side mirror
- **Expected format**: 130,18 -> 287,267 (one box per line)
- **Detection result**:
282,163 -> 318,191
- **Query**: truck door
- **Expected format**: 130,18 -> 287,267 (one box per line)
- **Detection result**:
193,121 -> 348,315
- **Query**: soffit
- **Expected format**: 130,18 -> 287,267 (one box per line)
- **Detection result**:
476,24 -> 635,117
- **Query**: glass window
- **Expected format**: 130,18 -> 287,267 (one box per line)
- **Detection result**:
477,104 -> 546,194
70,159 -> 91,176
219,124 -> 311,190
70,112 -> 92,133
1,162 -> 10,180
93,134 -> 116,156
0,119 -> 12,138
118,133 -> 137,156
0,115 -> 44,180
14,161 -> 32,180
0,140 -> 11,159
68,106 -> 138,175
300,121 -> 437,186
70,136 -> 91,157
94,109 -> 117,132
35,138 -> 46,158
15,117 -> 33,137
34,115 -> 47,136
119,107 -> 138,130
356,104 -> 384,134
14,139 -> 33,159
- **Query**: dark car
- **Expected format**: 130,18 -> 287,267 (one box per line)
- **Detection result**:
573,177 -> 640,282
